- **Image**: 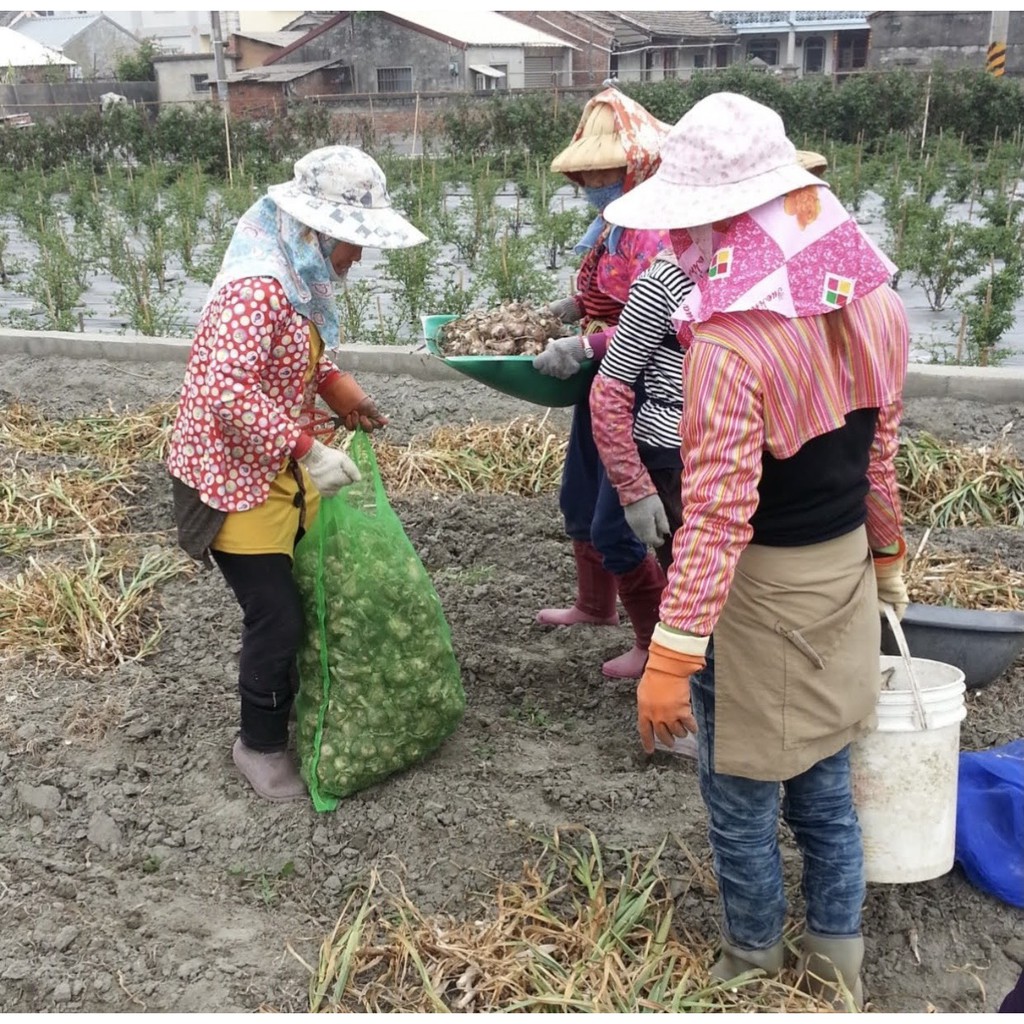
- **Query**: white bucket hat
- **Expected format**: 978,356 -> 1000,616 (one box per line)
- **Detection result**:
603,92 -> 827,230
267,145 -> 427,249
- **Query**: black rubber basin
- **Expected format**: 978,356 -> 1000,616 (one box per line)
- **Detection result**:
881,603 -> 1024,690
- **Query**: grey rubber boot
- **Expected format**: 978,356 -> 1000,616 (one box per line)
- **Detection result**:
797,932 -> 865,1011
232,737 -> 307,803
711,934 -> 785,981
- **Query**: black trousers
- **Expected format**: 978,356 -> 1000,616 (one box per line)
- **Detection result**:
212,550 -> 303,752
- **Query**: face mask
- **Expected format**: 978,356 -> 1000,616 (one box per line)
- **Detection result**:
317,233 -> 347,283
583,181 -> 624,212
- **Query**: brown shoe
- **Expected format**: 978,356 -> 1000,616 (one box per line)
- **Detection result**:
231,737 -> 307,803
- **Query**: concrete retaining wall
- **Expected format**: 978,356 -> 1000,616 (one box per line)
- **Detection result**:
1,327 -> 1022,403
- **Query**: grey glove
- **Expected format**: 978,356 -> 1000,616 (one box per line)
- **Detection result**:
533,336 -> 587,379
547,296 -> 583,324
624,493 -> 671,548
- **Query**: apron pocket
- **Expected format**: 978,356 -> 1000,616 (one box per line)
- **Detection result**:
777,566 -> 880,751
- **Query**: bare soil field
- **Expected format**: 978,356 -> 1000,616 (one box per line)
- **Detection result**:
0,354 -> 1021,1012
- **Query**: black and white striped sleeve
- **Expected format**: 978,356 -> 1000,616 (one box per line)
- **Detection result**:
598,261 -> 695,387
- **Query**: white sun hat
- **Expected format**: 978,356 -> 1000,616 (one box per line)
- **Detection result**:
267,145 -> 427,249
603,92 -> 828,230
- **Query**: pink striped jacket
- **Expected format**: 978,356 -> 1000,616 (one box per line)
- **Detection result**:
660,284 -> 909,636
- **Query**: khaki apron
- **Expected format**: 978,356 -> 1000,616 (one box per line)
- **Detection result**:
712,525 -> 881,781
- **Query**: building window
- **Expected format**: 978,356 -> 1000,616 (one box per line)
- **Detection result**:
803,36 -> 826,74
376,66 -> 412,93
836,31 -> 869,72
747,38 -> 779,66
693,53 -> 707,70
190,74 -> 209,93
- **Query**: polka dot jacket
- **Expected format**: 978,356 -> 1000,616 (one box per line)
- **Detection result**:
166,277 -> 338,512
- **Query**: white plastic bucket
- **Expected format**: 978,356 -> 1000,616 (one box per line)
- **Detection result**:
850,605 -> 967,884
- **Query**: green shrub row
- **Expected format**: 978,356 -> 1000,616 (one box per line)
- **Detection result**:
4,67 -> 1024,181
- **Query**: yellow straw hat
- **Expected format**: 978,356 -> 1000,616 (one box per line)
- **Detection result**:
795,150 -> 828,174
550,102 -> 628,176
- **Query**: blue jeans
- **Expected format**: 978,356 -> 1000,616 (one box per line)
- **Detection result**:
691,649 -> 865,950
560,397 -> 646,575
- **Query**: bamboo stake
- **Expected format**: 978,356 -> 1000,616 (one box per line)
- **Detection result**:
222,103 -> 233,187
919,71 -> 932,158
411,92 -> 420,158
955,313 -> 967,365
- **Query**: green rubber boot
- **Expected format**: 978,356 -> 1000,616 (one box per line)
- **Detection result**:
711,934 -> 785,982
797,932 -> 865,1011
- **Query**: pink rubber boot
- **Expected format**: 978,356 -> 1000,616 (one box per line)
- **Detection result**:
536,539 -> 620,627
602,554 -> 667,679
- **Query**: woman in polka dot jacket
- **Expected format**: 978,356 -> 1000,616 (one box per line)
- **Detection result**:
166,146 -> 427,803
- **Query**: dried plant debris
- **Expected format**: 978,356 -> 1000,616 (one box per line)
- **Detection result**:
301,829 -> 842,1014
897,431 -> 1024,528
907,547 -> 1024,611
373,418 -> 566,496
436,302 -> 567,356
0,400 -> 176,464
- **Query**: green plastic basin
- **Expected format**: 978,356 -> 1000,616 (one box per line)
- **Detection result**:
422,313 -> 596,408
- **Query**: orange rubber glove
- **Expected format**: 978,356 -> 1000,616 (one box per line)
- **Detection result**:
637,636 -> 704,754
873,536 -> 909,620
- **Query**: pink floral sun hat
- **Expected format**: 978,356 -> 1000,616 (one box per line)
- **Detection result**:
601,91 -> 897,326
602,92 -> 825,229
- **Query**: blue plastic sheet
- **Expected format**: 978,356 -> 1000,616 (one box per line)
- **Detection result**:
955,740 -> 1024,908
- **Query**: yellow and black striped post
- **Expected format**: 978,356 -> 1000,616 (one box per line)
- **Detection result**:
987,40 -> 1007,77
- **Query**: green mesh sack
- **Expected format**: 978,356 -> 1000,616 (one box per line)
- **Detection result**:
292,430 -> 466,812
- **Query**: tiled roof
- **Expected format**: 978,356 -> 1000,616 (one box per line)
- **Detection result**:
619,11 -> 739,39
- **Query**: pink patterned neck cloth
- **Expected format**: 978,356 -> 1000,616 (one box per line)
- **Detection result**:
670,185 -> 897,328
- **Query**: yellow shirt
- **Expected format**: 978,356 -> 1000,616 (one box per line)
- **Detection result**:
211,324 -> 324,557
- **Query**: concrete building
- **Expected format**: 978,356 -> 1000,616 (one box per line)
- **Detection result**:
152,51 -> 233,105
99,11 -> 240,55
713,10 -> 870,78
867,11 -> 1024,76
266,10 -> 576,93
501,11 -> 738,86
230,30 -> 305,71
226,59 -> 348,116
15,13 -> 140,80
238,11 -> 302,35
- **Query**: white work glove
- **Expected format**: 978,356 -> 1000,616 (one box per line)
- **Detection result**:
547,296 -> 583,324
873,541 -> 910,621
297,439 -> 361,497
533,336 -> 588,379
624,493 -> 671,548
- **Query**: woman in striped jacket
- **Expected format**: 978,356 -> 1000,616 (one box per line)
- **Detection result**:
587,150 -> 829,703
605,93 -> 910,1008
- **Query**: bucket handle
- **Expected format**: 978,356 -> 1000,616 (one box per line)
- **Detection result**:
882,602 -> 929,731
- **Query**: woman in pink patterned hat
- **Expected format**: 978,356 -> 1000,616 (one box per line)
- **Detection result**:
167,146 -> 426,803
604,93 -> 911,1007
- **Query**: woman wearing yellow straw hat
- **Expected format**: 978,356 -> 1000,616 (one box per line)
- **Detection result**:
604,93 -> 910,1007
532,87 -> 674,680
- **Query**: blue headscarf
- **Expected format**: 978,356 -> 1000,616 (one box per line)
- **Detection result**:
207,196 -> 341,347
